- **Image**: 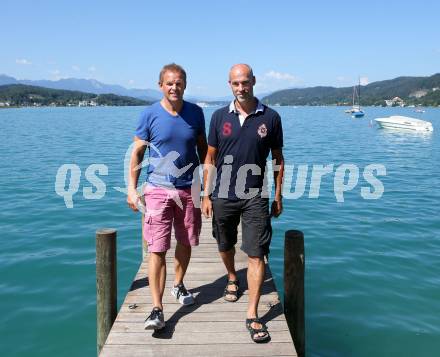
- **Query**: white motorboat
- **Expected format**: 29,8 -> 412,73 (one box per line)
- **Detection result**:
375,115 -> 433,132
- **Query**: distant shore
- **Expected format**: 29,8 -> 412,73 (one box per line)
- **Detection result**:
0,84 -> 150,108
2,104 -> 439,111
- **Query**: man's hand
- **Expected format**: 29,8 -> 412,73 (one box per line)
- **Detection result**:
202,196 -> 213,218
127,186 -> 140,211
270,197 -> 283,218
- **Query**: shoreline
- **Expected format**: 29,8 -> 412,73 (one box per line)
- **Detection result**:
1,104 -> 440,110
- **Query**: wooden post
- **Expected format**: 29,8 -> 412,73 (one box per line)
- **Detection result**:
284,230 -> 305,357
96,228 -> 117,356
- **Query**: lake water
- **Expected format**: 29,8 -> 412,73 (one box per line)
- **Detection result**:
1,105 -> 439,356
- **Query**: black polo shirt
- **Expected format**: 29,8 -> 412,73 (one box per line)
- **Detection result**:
208,100 -> 283,200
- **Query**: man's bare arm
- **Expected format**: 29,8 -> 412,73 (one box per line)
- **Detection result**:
201,145 -> 218,218
271,148 -> 284,217
127,136 -> 148,211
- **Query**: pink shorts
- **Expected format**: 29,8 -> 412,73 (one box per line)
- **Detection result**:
143,185 -> 201,253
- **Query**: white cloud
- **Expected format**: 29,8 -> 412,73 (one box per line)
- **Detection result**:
49,69 -> 66,80
336,76 -> 347,82
16,58 -> 32,65
360,76 -> 369,86
72,65 -> 80,72
254,70 -> 301,94
264,70 -> 297,81
128,79 -> 135,85
88,66 -> 96,72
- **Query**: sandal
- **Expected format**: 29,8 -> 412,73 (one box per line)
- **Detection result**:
246,318 -> 271,343
223,280 -> 239,302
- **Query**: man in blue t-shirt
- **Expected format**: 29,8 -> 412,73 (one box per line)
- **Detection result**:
127,63 -> 207,330
202,64 -> 284,343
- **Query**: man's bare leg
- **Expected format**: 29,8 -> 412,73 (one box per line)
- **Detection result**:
220,247 -> 238,300
247,255 -> 267,337
148,251 -> 167,310
174,242 -> 191,286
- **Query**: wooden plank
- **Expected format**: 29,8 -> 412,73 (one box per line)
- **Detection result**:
115,312 -> 287,324
100,217 -> 297,356
101,343 -> 296,357
105,330 -> 294,344
118,300 -> 282,314
110,320 -> 290,333
125,283 -> 278,296
124,290 -> 279,302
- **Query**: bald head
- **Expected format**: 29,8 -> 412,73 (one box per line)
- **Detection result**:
228,63 -> 256,104
229,64 -> 254,80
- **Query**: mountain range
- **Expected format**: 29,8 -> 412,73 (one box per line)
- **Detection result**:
261,73 -> 440,106
0,75 -> 263,103
2,73 -> 440,106
0,75 -> 162,102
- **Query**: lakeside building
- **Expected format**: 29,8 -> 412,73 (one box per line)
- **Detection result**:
385,97 -> 406,107
78,100 -> 98,107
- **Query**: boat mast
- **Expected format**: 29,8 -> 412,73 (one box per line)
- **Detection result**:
352,86 -> 355,107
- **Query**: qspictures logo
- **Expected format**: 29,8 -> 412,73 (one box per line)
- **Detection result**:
54,141 -> 386,211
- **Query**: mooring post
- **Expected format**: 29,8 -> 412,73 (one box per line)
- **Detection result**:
96,228 -> 117,356
284,230 -> 305,357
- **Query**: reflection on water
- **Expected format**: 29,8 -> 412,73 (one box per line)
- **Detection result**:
376,127 -> 434,141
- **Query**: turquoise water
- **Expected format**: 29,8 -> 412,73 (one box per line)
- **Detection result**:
1,106 -> 439,356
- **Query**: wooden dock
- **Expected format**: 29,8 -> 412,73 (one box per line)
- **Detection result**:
99,217 -> 298,356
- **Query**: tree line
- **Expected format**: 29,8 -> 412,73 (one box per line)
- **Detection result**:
0,84 -> 150,107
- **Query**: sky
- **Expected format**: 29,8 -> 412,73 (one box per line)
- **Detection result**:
2,0 -> 440,97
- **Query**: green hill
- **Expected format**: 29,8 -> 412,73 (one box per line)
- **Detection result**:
0,84 -> 151,107
262,73 -> 440,106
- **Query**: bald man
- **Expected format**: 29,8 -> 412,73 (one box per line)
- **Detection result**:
202,64 -> 284,343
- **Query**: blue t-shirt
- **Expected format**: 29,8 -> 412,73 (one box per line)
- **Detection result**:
135,101 -> 205,188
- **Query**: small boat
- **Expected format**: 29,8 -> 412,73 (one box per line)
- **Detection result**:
375,115 -> 433,132
352,108 -> 365,118
345,105 -> 360,113
347,79 -> 364,118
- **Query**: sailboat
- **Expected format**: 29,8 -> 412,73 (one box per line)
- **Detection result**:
350,79 -> 364,118
345,79 -> 365,117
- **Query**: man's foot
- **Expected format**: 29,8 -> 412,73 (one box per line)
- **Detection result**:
144,307 -> 165,330
223,280 -> 239,302
246,318 -> 270,343
171,283 -> 195,305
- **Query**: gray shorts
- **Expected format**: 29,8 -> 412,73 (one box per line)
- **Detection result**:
211,196 -> 272,257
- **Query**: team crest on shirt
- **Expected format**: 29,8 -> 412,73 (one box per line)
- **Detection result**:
257,123 -> 268,138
